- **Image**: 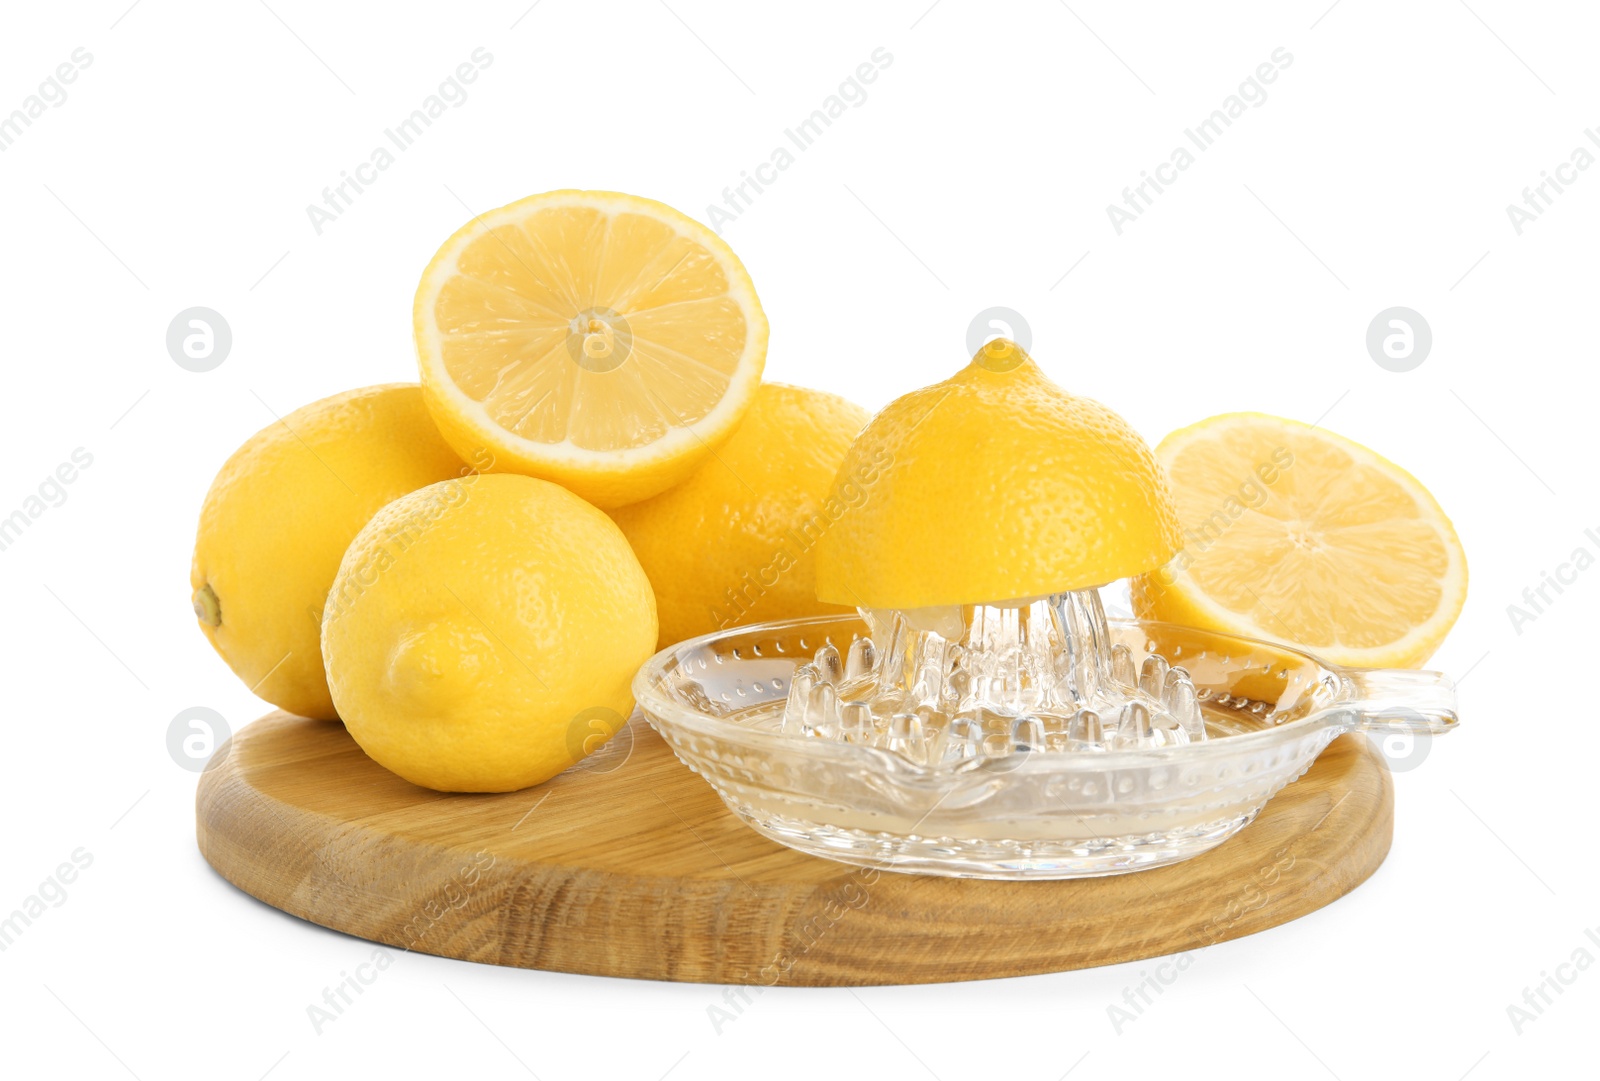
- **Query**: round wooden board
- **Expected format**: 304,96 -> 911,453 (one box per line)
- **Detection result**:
196,711 -> 1392,986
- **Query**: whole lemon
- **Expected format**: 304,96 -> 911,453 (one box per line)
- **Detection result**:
191,384 -> 466,719
814,342 -> 1182,609
608,383 -> 869,648
322,473 -> 658,792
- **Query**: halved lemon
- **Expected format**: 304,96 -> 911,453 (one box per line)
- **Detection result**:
414,190 -> 768,507
814,344 -> 1183,609
1131,413 -> 1467,669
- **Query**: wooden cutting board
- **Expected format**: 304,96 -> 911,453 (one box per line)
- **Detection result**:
196,711 -> 1392,986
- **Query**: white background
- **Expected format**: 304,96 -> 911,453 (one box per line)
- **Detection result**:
1,1 -> 1595,1078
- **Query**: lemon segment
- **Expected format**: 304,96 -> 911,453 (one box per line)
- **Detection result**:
1131,412 -> 1467,669
813,343 -> 1183,609
414,190 -> 768,508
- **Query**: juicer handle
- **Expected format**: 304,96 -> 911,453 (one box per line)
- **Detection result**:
1339,667 -> 1458,734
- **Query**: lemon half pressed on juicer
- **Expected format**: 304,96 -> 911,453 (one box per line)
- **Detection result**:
634,341 -> 1459,878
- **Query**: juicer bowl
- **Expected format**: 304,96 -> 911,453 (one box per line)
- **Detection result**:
633,614 -> 1457,879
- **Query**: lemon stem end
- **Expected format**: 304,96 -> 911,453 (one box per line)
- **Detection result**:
193,584 -> 221,627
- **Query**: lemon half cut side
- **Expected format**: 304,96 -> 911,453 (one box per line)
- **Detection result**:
414,190 -> 768,508
1132,412 -> 1468,669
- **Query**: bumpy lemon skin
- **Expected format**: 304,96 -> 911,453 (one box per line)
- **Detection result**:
609,383 -> 870,649
1131,412 -> 1469,670
190,384 -> 466,720
813,344 -> 1183,609
414,189 -> 769,509
321,473 -> 658,793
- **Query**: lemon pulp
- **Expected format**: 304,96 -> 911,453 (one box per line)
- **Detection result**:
415,190 -> 767,507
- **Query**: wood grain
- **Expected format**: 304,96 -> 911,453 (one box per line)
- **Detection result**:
196,711 -> 1393,986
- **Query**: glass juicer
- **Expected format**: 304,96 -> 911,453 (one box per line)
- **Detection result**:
634,341 -> 1458,879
